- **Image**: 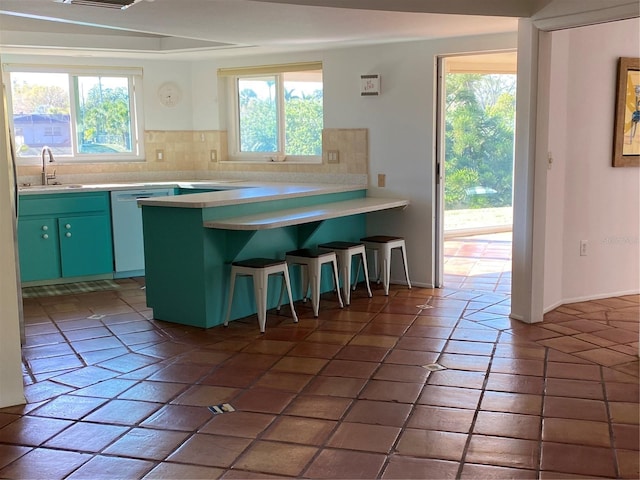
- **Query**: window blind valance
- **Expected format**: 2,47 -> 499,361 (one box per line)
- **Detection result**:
2,64 -> 143,76
217,62 -> 322,77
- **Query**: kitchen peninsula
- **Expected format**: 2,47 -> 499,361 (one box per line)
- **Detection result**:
138,182 -> 408,328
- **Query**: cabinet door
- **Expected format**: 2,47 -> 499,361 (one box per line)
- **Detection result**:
58,215 -> 114,278
17,218 -> 61,282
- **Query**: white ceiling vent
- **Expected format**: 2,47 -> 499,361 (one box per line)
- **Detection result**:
54,0 -> 141,10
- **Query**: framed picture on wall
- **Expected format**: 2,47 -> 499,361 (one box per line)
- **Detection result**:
613,57 -> 640,167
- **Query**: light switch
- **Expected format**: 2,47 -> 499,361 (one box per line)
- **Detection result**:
327,150 -> 339,164
156,149 -> 165,162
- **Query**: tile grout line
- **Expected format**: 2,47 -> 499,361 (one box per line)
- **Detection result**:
311,290 -> 409,476
225,294 -> 388,478
600,363 -> 620,479
454,323 -> 501,479
537,345 -> 550,479
375,293 -> 438,478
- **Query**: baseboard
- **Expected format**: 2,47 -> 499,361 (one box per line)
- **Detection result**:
114,269 -> 145,279
545,289 -> 640,313
397,280 -> 435,289
509,312 -> 543,324
543,299 -> 565,314
22,273 -> 114,288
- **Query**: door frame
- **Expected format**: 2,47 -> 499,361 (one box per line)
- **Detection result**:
434,50 -> 518,289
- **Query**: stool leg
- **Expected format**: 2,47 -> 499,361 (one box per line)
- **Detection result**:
276,276 -> 285,313
309,262 -> 321,317
282,267 -> 298,323
372,249 -> 381,284
254,273 -> 267,333
352,256 -> 362,292
339,251 -> 352,306
301,264 -> 310,302
381,246 -> 391,296
330,258 -> 344,308
359,251 -> 373,298
224,269 -> 237,327
400,243 -> 412,289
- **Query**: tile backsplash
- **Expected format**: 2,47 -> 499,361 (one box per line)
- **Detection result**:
17,129 -> 368,185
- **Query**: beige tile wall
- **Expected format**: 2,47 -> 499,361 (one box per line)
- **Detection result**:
17,128 -> 368,183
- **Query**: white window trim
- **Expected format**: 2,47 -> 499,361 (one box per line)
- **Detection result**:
3,64 -> 145,165
223,64 -> 323,164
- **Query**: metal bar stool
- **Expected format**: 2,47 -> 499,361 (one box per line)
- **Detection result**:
283,248 -> 344,317
360,235 -> 411,295
318,241 -> 372,305
224,258 -> 298,333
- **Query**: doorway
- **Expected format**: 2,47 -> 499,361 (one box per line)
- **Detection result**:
435,52 -> 517,292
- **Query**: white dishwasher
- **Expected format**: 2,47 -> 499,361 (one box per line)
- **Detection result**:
110,188 -> 174,278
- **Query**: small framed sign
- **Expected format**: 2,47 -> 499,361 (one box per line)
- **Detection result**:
361,74 -> 381,96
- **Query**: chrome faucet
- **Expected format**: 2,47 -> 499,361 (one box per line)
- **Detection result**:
41,146 -> 56,185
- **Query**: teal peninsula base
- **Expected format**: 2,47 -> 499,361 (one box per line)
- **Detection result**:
140,183 -> 408,329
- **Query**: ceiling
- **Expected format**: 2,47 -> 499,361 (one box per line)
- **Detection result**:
0,0 -> 636,59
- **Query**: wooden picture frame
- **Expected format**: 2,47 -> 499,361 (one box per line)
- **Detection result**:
613,57 -> 640,167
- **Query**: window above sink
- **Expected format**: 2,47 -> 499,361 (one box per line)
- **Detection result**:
3,64 -> 145,165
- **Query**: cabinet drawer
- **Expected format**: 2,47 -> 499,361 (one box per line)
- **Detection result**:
19,192 -> 110,217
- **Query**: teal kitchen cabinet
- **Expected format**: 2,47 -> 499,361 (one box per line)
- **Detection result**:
58,215 -> 114,278
17,217 -> 61,282
18,192 -> 114,283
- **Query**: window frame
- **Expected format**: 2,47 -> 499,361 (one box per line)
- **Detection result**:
3,64 -> 145,164
224,64 -> 323,163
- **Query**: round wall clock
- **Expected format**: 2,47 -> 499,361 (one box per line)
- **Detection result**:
157,82 -> 182,107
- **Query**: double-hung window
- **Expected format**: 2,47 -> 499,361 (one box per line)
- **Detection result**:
3,65 -> 144,162
221,62 -> 323,162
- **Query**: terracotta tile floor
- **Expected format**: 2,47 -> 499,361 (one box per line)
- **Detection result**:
444,232 -> 512,294
1,257 -> 638,478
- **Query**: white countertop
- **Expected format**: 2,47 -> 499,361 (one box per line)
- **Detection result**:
18,179 -> 369,209
18,180 -> 406,212
203,197 -> 409,230
17,179 -> 245,195
138,182 -> 365,209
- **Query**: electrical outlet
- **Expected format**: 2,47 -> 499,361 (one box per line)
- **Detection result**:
327,150 -> 339,164
580,240 -> 588,256
378,173 -> 386,188
200,133 -> 206,142
210,149 -> 217,162
156,149 -> 165,162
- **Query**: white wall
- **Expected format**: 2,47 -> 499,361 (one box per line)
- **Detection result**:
141,60 -> 193,130
331,33 -> 517,288
544,18 -> 640,310
543,30 -> 569,309
0,67 -> 26,408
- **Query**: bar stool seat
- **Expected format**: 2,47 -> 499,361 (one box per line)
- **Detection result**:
283,248 -> 344,317
360,235 -> 411,295
318,241 -> 372,305
224,258 -> 298,333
